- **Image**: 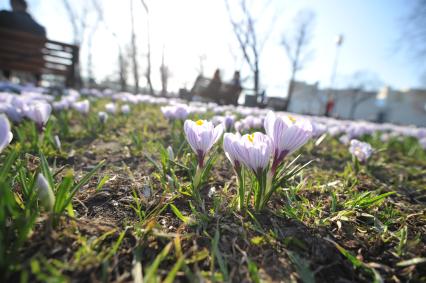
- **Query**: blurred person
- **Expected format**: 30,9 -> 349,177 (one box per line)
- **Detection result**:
207,68 -> 222,94
0,0 -> 46,36
230,70 -> 241,88
211,69 -> 222,84
325,98 -> 334,117
0,0 -> 46,84
226,70 -> 242,105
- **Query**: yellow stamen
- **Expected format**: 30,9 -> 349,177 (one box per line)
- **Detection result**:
196,120 -> 204,126
288,115 -> 296,123
248,133 -> 255,143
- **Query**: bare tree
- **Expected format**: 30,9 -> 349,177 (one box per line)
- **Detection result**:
196,54 -> 207,75
62,0 -> 88,45
281,9 -> 315,111
399,0 -> 426,85
225,0 -> 276,103
86,6 -> 101,87
400,0 -> 426,60
118,45 -> 129,92
62,0 -> 91,87
91,0 -> 128,91
130,0 -> 140,93
140,0 -> 154,95
347,70 -> 382,119
160,46 -> 170,96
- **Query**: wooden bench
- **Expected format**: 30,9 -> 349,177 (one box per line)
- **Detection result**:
188,75 -> 242,105
0,28 -> 80,87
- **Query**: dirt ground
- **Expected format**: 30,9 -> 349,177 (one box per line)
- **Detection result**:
11,103 -> 426,282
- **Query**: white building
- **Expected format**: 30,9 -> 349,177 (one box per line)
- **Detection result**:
266,81 -> 426,126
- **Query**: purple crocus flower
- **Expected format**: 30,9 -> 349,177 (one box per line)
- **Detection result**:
161,104 -> 190,120
25,102 -> 52,129
121,104 -> 131,114
72,100 -> 90,114
420,137 -> 426,150
52,100 -> 70,111
184,119 -> 224,167
223,132 -> 243,170
223,115 -> 235,132
235,132 -> 273,175
105,102 -> 117,114
349,139 -> 373,162
0,114 -> 13,153
264,111 -> 312,173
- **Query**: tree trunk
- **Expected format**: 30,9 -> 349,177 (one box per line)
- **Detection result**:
145,27 -> 154,95
130,0 -> 139,93
283,69 -> 296,111
118,50 -> 127,91
146,52 -> 154,95
254,59 -> 260,104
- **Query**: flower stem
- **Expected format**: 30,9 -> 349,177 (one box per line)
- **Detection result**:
254,170 -> 264,212
192,165 -> 203,209
237,168 -> 245,211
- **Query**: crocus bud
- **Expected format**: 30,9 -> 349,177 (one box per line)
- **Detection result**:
98,111 -> 108,124
36,173 -> 55,211
72,100 -> 90,114
161,104 -> 190,120
167,145 -> 174,160
54,135 -> 61,151
0,114 -> 13,153
121,104 -> 130,114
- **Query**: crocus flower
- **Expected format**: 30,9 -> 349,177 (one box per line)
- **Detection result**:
105,102 -> 116,114
264,111 -> 312,172
419,137 -> 426,150
161,104 -> 190,120
349,139 -> 373,163
52,100 -> 70,111
25,102 -> 52,129
167,145 -> 174,160
339,134 -> 350,145
223,132 -> 243,170
0,114 -> 13,153
72,100 -> 90,114
4,104 -> 23,122
121,104 -> 130,114
184,119 -> 223,167
223,115 -> 235,132
36,173 -> 55,211
236,132 -> 273,175
98,111 -> 108,124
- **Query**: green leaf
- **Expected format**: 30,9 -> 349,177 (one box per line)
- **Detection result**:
287,251 -> 315,283
39,151 -> 55,191
247,259 -> 260,283
144,242 -> 173,282
96,175 -> 110,192
170,204 -> 189,224
60,160 -> 105,212
212,229 -> 228,281
163,257 -> 185,283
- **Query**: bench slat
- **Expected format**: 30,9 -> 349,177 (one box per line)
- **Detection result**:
0,27 -> 79,86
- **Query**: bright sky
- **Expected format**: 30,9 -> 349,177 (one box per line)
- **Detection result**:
1,0 -> 423,95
